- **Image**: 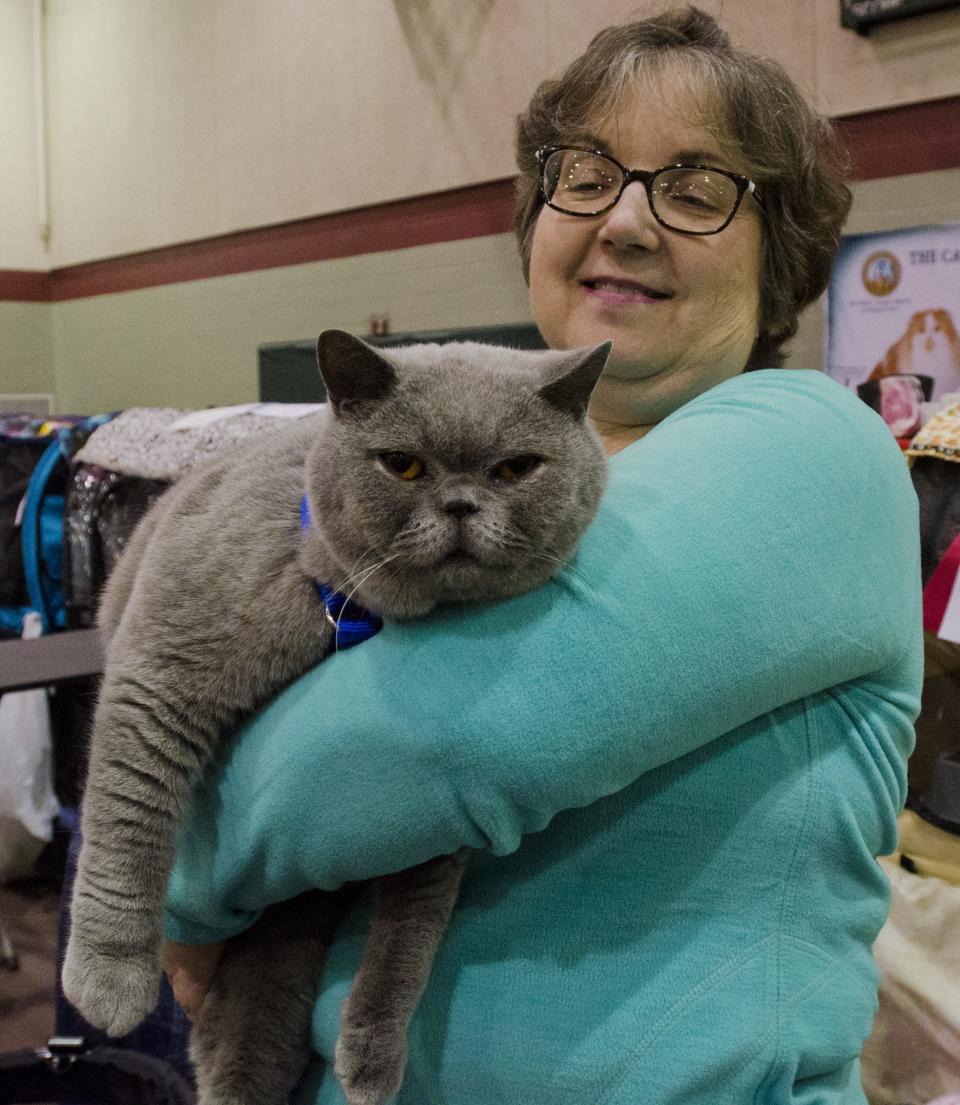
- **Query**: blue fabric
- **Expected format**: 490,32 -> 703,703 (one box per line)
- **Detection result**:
37,493 -> 66,628
2,438 -> 65,635
299,494 -> 383,650
0,607 -> 31,635
2,415 -> 114,635
166,370 -> 922,1105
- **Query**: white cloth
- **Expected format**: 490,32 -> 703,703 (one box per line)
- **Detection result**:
0,613 -> 59,882
861,857 -> 960,1105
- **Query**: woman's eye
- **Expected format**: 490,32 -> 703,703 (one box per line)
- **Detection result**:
669,187 -> 720,211
492,455 -> 542,481
380,453 -> 424,480
569,176 -> 607,193
566,171 -> 615,195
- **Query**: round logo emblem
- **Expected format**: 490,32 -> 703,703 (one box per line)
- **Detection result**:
862,251 -> 901,296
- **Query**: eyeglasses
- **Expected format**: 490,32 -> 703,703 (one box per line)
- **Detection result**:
537,145 -> 759,235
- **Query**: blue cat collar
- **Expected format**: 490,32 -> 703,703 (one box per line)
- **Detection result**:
300,494 -> 383,650
315,582 -> 383,649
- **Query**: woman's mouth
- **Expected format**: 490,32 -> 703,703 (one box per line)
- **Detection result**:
581,279 -> 673,305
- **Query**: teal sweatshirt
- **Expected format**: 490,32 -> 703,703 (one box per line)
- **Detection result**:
165,368 -> 922,1105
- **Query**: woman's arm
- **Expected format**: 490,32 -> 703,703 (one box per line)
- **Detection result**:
165,369 -> 921,944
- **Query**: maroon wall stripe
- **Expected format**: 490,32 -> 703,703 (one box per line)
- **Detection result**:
834,96 -> 960,181
2,96 -> 958,305
46,178 -> 517,302
0,178 -> 516,306
0,269 -> 51,302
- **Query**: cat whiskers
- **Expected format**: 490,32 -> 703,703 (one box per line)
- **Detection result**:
332,552 -> 402,653
472,519 -> 532,558
391,516 -> 444,558
340,547 -> 391,585
523,548 -> 585,586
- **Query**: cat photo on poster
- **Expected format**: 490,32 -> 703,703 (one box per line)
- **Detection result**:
827,225 -> 960,437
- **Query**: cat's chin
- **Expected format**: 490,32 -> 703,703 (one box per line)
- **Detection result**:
360,556 -> 561,621
362,569 -> 486,621
361,586 -> 440,622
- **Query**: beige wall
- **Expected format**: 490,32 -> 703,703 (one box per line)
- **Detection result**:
7,1 -> 960,270
40,0 -> 823,267
815,0 -> 960,116
49,232 -> 531,412
0,302 -> 54,395
0,0 -> 47,270
7,2 -> 960,412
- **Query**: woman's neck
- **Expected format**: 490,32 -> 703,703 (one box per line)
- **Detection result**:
589,418 -> 654,456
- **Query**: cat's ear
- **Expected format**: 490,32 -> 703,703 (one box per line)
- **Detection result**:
316,329 -> 396,417
537,341 -> 612,419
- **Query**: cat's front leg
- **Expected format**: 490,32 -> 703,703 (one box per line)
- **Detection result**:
62,822 -> 170,1036
335,849 -> 470,1105
62,672 -> 217,1036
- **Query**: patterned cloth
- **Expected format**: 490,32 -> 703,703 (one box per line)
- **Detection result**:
907,404 -> 960,463
860,854 -> 960,1105
74,407 -> 321,482
0,414 -> 88,440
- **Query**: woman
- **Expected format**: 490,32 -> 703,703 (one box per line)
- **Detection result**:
164,8 -> 922,1103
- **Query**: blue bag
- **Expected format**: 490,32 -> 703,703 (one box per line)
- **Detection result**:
21,439 -> 68,634
0,416 -> 112,637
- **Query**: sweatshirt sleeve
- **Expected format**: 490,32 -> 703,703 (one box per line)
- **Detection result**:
164,369 -> 921,944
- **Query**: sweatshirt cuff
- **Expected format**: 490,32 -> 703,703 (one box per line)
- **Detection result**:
162,907 -> 260,946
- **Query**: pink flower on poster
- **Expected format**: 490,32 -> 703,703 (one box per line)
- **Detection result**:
878,375 -> 923,437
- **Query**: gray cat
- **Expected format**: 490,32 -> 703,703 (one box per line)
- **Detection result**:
62,329 -> 610,1105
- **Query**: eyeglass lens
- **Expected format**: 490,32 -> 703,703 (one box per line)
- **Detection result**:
542,149 -> 740,232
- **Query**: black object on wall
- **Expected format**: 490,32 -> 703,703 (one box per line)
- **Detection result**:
840,0 -> 960,34
258,323 -> 547,403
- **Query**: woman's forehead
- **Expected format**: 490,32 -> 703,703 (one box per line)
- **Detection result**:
580,72 -> 736,169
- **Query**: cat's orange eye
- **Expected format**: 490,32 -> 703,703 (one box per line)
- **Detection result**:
493,455 -> 542,482
380,452 -> 424,480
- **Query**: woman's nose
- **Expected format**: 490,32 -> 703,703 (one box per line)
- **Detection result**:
598,182 -> 661,251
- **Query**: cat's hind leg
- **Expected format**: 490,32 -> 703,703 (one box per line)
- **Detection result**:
335,849 -> 469,1105
190,889 -> 352,1105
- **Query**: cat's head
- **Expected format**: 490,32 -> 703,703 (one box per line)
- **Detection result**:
302,329 -> 610,619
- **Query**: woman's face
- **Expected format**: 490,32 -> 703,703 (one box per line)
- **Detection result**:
529,80 -> 764,427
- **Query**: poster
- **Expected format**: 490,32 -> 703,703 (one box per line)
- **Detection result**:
826,224 -> 960,408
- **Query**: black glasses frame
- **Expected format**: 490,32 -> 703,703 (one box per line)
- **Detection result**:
536,145 -> 759,236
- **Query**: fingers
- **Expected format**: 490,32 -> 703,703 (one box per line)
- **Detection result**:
162,939 -> 225,1020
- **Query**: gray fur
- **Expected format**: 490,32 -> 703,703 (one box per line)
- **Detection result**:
62,330 -> 609,1105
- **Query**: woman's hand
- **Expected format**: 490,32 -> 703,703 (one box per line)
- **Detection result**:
162,939 -> 225,1020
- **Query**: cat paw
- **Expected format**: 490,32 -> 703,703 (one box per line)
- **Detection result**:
335,1022 -> 408,1105
62,937 -> 160,1037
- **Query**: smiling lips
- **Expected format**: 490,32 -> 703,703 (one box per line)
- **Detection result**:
581,277 -> 673,305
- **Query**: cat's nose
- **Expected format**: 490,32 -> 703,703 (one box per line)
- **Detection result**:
445,499 -> 479,519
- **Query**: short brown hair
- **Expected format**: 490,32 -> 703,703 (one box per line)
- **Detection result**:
514,6 -> 852,369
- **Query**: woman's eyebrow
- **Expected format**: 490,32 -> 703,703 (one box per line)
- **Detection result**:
566,131 -> 610,152
672,148 -> 728,166
565,138 -> 732,170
